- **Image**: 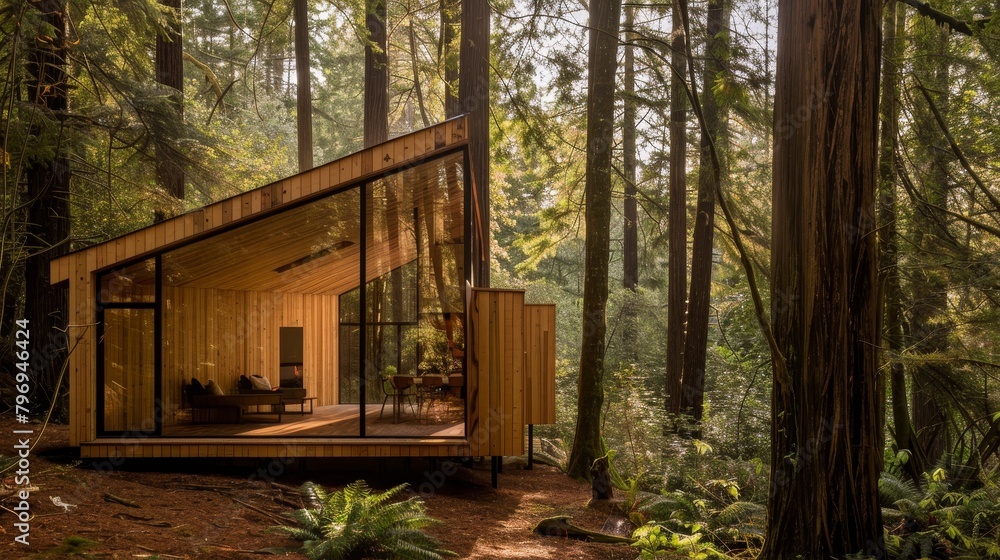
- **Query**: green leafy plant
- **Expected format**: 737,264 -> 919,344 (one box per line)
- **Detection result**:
880,471 -> 1000,559
270,480 -> 454,560
631,522 -> 731,559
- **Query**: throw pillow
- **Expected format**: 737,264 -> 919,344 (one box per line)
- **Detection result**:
250,375 -> 272,391
238,375 -> 253,393
189,378 -> 206,396
205,379 -> 225,396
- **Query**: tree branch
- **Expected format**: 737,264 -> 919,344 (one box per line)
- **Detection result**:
898,0 -> 989,36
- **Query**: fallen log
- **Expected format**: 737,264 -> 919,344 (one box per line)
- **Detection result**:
532,516 -> 634,544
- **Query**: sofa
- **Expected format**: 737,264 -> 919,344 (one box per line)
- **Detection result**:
186,377 -> 286,423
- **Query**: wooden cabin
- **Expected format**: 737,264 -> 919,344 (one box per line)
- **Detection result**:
50,117 -> 556,461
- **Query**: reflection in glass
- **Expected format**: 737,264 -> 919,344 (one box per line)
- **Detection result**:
99,259 -> 156,303
102,308 -> 156,433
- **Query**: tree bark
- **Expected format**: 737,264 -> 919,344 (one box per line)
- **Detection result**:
679,0 -> 729,428
665,1 -> 687,421
440,0 -> 460,118
622,5 -> 638,295
620,5 -> 638,363
155,0 -> 184,203
25,0 -> 71,413
364,0 -> 388,148
459,0 -> 490,287
294,0 -> 314,169
761,1 -> 885,557
567,0 -> 621,481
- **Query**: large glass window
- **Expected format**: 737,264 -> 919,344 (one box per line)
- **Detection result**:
101,308 -> 156,434
96,149 -> 466,439
354,151 -> 466,437
160,187 -> 361,436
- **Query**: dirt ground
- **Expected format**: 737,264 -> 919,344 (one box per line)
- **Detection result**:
0,413 -> 642,559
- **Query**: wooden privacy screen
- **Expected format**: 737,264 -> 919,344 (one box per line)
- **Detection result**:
467,290 -> 557,458
524,304 -> 556,425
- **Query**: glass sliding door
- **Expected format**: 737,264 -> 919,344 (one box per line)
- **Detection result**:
98,258 -> 158,435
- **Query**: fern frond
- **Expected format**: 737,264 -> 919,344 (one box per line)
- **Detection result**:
273,479 -> 451,560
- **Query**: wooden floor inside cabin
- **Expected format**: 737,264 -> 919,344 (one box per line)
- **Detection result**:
162,403 -> 465,438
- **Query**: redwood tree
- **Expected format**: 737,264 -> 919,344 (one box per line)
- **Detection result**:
24,0 -> 70,412
679,0 -> 729,427
294,0 -> 314,169
567,0 -> 621,480
459,0 -> 490,286
155,0 -> 185,201
762,0 -> 885,557
665,1 -> 687,420
364,0 -> 388,148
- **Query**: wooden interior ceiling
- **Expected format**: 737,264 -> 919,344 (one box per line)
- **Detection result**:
160,152 -> 464,295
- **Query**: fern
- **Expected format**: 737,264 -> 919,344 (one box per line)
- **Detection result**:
880,471 -> 1000,560
270,480 -> 455,560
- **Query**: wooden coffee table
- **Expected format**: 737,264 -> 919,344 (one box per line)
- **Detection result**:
281,396 -> 316,414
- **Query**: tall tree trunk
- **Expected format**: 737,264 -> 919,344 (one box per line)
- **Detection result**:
294,0 -> 314,169
409,20 -> 430,129
621,5 -> 638,363
440,0 -> 460,118
25,0 -> 70,414
665,2 -> 687,420
567,0 -> 622,481
155,0 -> 184,205
459,0 -> 489,286
364,0 -> 388,147
908,13 -> 953,467
679,0 -> 729,428
761,1 -> 884,557
878,0 -> 925,480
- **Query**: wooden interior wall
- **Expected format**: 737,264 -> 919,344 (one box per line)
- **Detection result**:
524,304 -> 556,425
467,289 -> 525,457
161,287 -> 338,426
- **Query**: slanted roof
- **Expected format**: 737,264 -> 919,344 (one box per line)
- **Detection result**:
50,117 -> 468,285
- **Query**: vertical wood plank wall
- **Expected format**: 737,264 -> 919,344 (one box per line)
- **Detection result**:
524,304 -> 557,425
468,289 -> 525,457
69,253 -> 98,446
161,287 -> 338,426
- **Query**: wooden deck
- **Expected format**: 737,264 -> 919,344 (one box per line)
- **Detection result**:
163,404 -> 464,438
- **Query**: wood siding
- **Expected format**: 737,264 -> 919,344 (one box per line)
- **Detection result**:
467,289 -> 525,457
524,304 -> 557,425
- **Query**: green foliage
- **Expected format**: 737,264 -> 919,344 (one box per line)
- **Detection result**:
270,480 -> 453,560
631,522 -> 732,559
881,472 -> 1000,559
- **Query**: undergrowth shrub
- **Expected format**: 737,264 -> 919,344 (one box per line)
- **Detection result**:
881,469 -> 1000,559
270,480 -> 454,560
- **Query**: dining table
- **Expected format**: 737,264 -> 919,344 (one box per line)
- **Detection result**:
390,373 -> 465,423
